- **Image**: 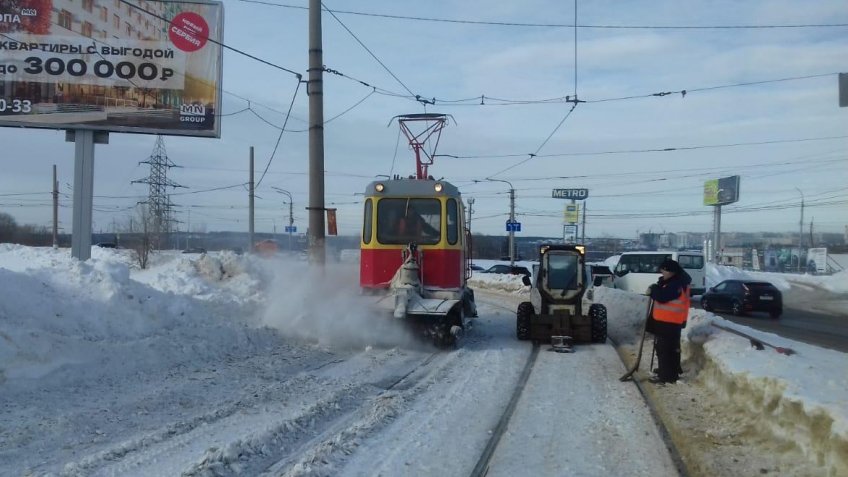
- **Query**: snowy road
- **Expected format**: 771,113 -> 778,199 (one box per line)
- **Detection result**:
3,248 -> 844,477
2,287 -> 675,476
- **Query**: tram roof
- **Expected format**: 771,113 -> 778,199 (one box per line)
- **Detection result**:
364,178 -> 461,197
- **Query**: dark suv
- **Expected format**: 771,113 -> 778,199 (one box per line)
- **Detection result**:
701,280 -> 782,318
483,264 -> 532,278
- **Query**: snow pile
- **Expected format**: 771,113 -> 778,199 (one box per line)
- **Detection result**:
0,246 -> 270,384
684,312 -> 848,475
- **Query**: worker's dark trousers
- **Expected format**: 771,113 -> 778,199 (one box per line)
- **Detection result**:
652,320 -> 682,382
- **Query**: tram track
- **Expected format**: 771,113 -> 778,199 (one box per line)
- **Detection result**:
256,349 -> 446,476
469,343 -> 540,477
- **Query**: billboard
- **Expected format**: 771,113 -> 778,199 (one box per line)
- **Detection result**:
0,0 -> 223,137
704,175 -> 740,206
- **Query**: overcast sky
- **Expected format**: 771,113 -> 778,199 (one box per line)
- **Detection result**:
1,0 -> 846,240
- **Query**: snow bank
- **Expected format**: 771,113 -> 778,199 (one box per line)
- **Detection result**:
0,247 -> 270,384
684,313 -> 848,476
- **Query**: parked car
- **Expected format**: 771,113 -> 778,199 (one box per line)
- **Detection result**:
483,264 -> 532,278
701,279 -> 782,318
587,263 -> 614,287
470,263 -> 485,271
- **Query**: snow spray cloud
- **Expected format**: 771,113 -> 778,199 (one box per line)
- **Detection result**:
262,259 -> 420,350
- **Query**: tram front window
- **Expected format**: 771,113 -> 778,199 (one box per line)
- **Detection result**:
377,198 -> 441,245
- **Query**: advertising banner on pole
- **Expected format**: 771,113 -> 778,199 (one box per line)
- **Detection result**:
807,248 -> 827,274
564,204 -> 579,223
0,0 -> 224,137
703,175 -> 741,206
563,224 -> 577,242
326,208 -> 337,236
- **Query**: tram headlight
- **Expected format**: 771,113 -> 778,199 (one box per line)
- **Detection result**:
434,183 -> 443,192
375,183 -> 385,192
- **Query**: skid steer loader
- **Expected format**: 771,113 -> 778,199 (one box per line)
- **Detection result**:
516,244 -> 608,349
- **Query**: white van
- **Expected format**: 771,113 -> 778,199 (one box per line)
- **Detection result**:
612,251 -> 706,296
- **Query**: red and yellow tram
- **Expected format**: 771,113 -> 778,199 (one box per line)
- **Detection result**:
359,177 -> 477,346
358,114 -> 477,347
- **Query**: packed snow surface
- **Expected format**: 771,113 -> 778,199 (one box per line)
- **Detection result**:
0,245 -> 845,476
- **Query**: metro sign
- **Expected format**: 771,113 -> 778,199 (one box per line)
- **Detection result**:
552,188 -> 589,199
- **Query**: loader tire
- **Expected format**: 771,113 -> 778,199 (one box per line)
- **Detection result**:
516,302 -> 533,341
589,304 -> 608,343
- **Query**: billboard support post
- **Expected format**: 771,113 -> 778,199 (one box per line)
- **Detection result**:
68,130 -> 108,260
713,205 -> 721,263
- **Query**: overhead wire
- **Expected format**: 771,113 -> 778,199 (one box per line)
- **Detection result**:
119,0 -> 302,79
238,1 -> 848,30
255,81 -> 303,188
321,1 -> 418,99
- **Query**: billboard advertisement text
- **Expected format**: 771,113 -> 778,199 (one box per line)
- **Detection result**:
0,0 -> 224,137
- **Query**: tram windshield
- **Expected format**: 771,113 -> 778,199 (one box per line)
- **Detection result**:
377,198 -> 441,245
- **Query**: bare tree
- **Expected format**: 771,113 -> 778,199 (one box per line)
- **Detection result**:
0,212 -> 18,243
134,205 -> 154,269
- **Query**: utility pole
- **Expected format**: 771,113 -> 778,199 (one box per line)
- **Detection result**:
308,0 -> 326,265
713,205 -> 722,263
467,197 -> 475,232
249,146 -> 254,253
482,178 -> 515,266
509,187 -> 515,266
581,201 -> 586,244
187,209 -> 191,249
796,188 -> 804,272
272,187 -> 294,252
52,164 -> 58,248
809,218 -> 814,248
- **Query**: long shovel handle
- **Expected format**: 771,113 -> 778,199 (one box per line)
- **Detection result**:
620,300 -> 654,382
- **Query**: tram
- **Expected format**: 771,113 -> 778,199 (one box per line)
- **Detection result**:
359,114 -> 477,347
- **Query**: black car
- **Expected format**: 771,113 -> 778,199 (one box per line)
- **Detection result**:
483,264 -> 532,278
701,279 -> 782,318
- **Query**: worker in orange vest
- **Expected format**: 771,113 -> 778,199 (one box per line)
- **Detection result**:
647,258 -> 691,384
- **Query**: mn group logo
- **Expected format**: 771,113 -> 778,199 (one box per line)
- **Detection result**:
180,103 -> 206,123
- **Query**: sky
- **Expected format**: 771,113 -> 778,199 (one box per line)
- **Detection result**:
1,0 -> 847,239
0,244 -> 845,475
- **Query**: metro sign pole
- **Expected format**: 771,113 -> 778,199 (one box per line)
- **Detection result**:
553,188 -> 589,244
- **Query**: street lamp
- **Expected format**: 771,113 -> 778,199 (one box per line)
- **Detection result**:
272,187 -> 294,252
477,178 -> 516,267
795,188 -> 804,272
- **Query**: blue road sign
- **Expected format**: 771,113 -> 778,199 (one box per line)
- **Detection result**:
506,220 -> 521,232
284,226 -> 297,233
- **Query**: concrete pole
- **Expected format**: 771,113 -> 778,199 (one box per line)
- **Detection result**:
70,130 -> 97,261
713,205 -> 721,264
581,200 -> 586,244
308,0 -> 326,265
52,164 -> 58,248
509,187 -> 515,267
796,188 -> 804,272
289,199 -> 294,252
249,146 -> 254,252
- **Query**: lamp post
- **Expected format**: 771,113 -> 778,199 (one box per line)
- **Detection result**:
481,178 -> 516,267
795,188 -> 804,272
272,187 -> 294,252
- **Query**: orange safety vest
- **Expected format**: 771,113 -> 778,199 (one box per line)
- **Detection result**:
653,286 -> 690,325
